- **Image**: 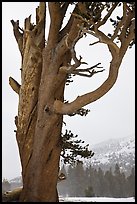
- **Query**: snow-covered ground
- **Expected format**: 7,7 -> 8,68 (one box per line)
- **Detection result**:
59,197 -> 135,202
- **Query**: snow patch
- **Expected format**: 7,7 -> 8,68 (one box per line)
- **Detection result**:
59,197 -> 135,202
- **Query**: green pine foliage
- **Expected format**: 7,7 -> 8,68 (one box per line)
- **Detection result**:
61,129 -> 94,164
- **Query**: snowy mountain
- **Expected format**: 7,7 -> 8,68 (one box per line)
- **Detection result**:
10,176 -> 22,184
89,134 -> 135,176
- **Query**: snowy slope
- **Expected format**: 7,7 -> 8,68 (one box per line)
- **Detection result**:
89,134 -> 135,176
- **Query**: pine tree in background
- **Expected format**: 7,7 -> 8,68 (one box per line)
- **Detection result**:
126,167 -> 135,197
104,167 -> 114,197
57,163 -> 135,198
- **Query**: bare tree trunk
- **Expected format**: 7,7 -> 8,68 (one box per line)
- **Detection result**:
10,3 -> 66,202
18,45 -> 66,200
21,45 -> 66,201
10,2 -> 72,201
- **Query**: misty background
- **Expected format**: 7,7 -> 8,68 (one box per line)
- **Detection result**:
2,2 -> 135,180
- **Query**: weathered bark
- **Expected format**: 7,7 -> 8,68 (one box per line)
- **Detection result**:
10,2 -> 62,202
9,2 -> 134,202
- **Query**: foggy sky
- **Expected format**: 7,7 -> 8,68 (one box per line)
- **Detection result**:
2,2 -> 135,180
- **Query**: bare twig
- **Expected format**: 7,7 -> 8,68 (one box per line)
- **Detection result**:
59,59 -> 104,78
82,27 -> 120,57
77,62 -> 102,71
73,68 -> 105,78
97,3 -> 118,28
89,40 -> 100,46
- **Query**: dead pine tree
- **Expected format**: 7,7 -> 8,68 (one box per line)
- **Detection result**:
8,2 -> 134,202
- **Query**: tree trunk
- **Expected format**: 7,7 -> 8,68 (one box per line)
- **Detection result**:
20,45 -> 66,201
10,3 -> 69,202
20,114 -> 63,202
18,33 -> 67,201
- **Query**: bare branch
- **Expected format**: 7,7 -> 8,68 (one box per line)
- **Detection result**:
58,25 -> 85,74
60,2 -> 70,18
59,59 -> 103,77
10,20 -> 23,55
73,68 -> 105,78
111,3 -> 127,41
89,40 -> 100,46
9,77 -> 21,95
82,27 -> 120,57
31,2 -> 46,48
59,2 -> 91,40
24,15 -> 32,31
71,62 -> 104,77
75,3 -> 121,58
75,62 -> 102,72
59,10 -> 75,40
55,17 -> 83,68
97,3 -> 118,27
66,28 -> 83,71
36,2 -> 46,23
48,2 -> 68,47
21,2 -> 46,56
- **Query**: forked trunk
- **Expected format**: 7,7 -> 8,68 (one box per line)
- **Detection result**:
10,3 -> 70,201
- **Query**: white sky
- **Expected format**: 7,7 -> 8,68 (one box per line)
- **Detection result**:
2,2 -> 135,180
